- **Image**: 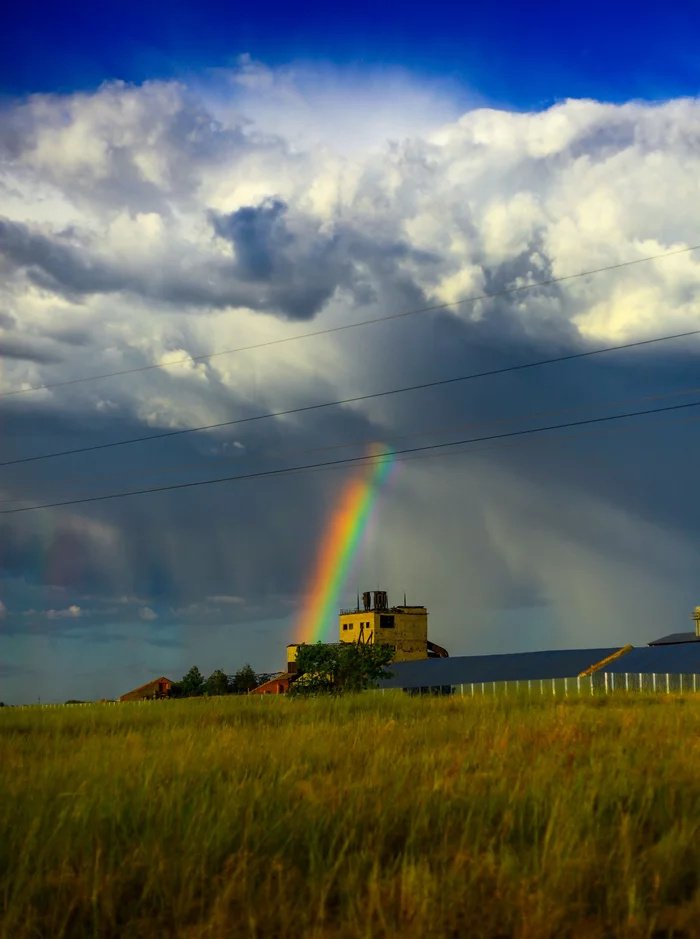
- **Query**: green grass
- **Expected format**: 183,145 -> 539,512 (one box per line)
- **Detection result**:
1,692 -> 700,939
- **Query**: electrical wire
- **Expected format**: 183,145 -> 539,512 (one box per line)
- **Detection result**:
3,326 -> 700,470
4,382 -> 700,504
3,398 -> 699,514
1,242 -> 697,400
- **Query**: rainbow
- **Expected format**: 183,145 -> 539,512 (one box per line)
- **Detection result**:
295,443 -> 396,644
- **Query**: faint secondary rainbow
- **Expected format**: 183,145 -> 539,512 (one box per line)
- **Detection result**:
295,443 -> 396,645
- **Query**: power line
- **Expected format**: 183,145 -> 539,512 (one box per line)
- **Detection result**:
4,383 -> 700,504
3,398 -> 699,514
3,326 -> 700,470
1,242 -> 698,400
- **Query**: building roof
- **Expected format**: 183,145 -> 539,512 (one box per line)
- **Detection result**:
380,647 -> 627,689
118,676 -> 173,700
648,632 -> 700,646
599,644 -> 700,674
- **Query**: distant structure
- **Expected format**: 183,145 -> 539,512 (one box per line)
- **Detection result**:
647,605 -> 700,646
336,589 -> 449,662
255,590 -> 450,695
118,676 -> 173,702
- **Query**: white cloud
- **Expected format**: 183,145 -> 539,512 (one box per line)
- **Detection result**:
47,605 -> 82,620
139,606 -> 158,621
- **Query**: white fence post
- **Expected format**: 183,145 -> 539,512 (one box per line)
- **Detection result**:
471,683 -> 474,697
540,679 -> 544,695
461,683 -> 464,696
564,677 -> 568,697
604,673 -> 609,694
528,679 -> 531,695
552,678 -> 556,696
639,673 -> 643,692
625,672 -> 629,692
652,673 -> 657,693
577,676 -> 581,694
666,673 -> 670,695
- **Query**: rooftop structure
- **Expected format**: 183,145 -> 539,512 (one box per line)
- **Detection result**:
648,605 -> 700,646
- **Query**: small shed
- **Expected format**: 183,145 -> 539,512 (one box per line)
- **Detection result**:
118,676 -> 174,702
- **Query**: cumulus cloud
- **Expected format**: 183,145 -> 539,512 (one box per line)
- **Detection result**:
1,60 -> 700,680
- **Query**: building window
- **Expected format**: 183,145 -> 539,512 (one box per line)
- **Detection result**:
343,623 -> 348,631
380,615 -> 395,629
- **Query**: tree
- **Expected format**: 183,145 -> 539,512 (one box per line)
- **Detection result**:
178,666 -> 206,697
204,669 -> 231,696
230,664 -> 259,694
288,641 -> 395,696
255,672 -> 279,687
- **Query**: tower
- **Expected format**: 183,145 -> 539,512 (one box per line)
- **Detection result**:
338,589 -> 447,662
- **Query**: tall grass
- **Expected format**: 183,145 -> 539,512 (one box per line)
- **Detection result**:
1,692 -> 700,938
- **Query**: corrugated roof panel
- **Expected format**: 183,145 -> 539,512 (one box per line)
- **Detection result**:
648,632 -> 700,646
602,645 -> 700,674
381,647 -> 626,689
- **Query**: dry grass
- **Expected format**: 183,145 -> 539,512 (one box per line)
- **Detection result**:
1,691 -> 700,938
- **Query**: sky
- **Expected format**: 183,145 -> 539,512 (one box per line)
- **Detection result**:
2,2 -> 700,704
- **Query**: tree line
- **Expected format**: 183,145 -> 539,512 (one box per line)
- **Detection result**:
167,664 -> 277,698
159,641 -> 396,699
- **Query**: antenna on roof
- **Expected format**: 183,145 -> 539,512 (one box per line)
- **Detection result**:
404,591 -> 407,606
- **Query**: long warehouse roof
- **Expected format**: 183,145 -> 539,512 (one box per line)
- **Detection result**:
380,647 -> 626,689
600,644 -> 700,674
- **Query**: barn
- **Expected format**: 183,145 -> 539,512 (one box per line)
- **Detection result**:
118,677 -> 174,702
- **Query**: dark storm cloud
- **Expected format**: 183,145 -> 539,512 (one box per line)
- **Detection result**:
0,336 -> 63,364
0,203 -> 436,321
0,216 -> 125,296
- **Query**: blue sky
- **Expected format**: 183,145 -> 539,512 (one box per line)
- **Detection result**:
3,0 -> 700,106
3,1 -> 700,704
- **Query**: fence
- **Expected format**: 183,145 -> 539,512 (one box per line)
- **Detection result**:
398,672 -> 700,697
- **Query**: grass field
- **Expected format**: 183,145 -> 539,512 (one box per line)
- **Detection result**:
1,692 -> 700,939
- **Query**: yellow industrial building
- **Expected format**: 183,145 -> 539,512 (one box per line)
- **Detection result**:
284,589 -> 448,677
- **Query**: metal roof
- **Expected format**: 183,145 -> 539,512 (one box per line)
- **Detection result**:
648,632 -> 700,646
600,644 -> 700,674
380,647 -> 626,689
